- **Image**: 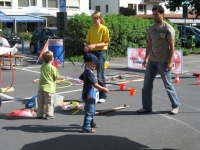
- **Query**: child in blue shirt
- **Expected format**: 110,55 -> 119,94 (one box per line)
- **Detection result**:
79,53 -> 109,133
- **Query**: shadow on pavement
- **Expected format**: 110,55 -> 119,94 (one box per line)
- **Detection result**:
2,124 -> 170,150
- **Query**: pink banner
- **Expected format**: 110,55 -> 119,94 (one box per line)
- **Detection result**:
127,48 -> 183,73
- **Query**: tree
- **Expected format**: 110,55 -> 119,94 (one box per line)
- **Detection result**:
165,0 -> 200,17
120,7 -> 136,16
65,13 -> 180,58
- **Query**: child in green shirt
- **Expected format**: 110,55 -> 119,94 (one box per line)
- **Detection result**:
37,50 -> 64,120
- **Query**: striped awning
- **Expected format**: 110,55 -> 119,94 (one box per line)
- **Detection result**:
0,15 -> 45,22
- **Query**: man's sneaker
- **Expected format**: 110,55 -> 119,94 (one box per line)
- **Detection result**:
169,108 -> 179,115
45,115 -> 56,120
136,108 -> 152,114
98,99 -> 105,103
95,99 -> 99,103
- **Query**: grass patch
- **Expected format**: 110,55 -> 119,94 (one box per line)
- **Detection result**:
66,55 -> 83,62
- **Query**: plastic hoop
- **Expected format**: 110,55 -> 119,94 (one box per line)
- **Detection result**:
25,95 -> 37,108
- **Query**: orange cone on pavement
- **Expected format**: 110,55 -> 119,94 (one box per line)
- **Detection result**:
174,73 -> 180,83
197,75 -> 200,85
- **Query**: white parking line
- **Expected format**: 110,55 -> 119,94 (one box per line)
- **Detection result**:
109,63 -> 127,67
20,68 -> 40,74
183,60 -> 200,63
0,93 -> 14,99
158,112 -> 200,134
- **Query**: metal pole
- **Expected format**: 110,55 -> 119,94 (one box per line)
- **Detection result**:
184,18 -> 186,49
59,0 -> 67,67
21,40 -> 25,54
37,41 -> 40,56
14,19 -> 17,34
62,34 -> 65,68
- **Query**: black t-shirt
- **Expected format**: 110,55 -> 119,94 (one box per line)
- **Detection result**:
79,68 -> 96,100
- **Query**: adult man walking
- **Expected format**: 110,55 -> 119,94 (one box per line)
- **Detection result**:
137,5 -> 180,115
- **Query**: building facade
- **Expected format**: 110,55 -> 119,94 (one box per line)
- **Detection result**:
90,0 -> 182,15
0,0 -> 90,33
91,0 -> 200,25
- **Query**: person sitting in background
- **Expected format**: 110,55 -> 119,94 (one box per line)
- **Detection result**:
0,29 -> 10,48
0,29 -> 18,55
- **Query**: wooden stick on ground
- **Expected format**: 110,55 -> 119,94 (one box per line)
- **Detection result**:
0,87 -> 14,93
95,104 -> 129,115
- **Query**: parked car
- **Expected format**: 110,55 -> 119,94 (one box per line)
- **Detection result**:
1,28 -> 21,47
30,27 -> 58,54
177,25 -> 200,47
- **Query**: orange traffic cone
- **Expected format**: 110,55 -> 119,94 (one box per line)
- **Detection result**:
197,75 -> 200,85
174,73 -> 180,83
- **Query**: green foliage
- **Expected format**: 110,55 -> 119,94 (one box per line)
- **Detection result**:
65,13 -> 154,58
182,49 -> 191,56
19,32 -> 32,41
120,7 -> 136,16
191,47 -> 200,54
67,55 -> 83,62
165,0 -> 200,17
180,47 -> 200,56
164,19 -> 181,49
0,22 -> 3,30
64,13 -> 92,56
105,15 -> 153,57
64,13 -> 182,60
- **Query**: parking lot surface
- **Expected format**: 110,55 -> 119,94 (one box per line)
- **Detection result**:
0,45 -> 200,150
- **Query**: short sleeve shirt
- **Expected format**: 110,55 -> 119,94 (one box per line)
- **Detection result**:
147,21 -> 175,62
0,37 -> 10,47
79,67 -> 96,100
39,63 -> 59,93
86,24 -> 110,51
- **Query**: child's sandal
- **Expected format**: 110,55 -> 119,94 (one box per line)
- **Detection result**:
82,128 -> 96,133
92,123 -> 99,128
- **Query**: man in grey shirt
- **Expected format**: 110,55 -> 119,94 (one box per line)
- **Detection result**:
137,5 -> 180,115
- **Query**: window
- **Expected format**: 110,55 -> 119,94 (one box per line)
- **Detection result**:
41,0 -> 58,8
68,0 -> 79,9
18,0 -> 29,7
18,0 -> 36,7
96,6 -> 100,12
33,29 -> 44,37
128,4 -> 136,10
45,29 -> 53,37
30,0 -> 36,6
128,4 -> 133,9
138,4 -> 146,12
48,0 -> 58,8
106,5 -> 108,13
0,2 -> 3,6
89,0 -> 91,9
42,0 -> 46,7
5,2 -> 11,7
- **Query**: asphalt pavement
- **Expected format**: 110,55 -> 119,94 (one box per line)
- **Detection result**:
0,44 -> 200,150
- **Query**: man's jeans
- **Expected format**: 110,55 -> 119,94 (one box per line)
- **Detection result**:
82,99 -> 96,131
142,60 -> 180,111
90,51 -> 107,99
